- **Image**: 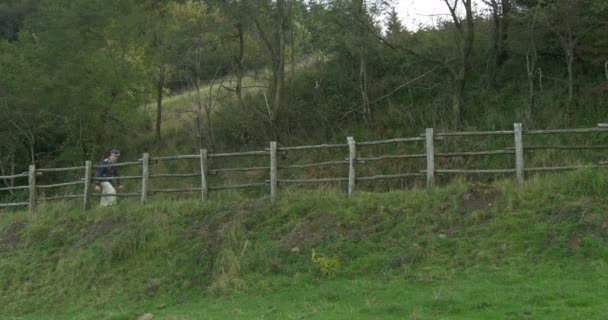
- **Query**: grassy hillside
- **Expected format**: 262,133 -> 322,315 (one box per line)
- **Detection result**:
1,169 -> 607,319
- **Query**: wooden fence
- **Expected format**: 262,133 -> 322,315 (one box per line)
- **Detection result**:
1,123 -> 607,212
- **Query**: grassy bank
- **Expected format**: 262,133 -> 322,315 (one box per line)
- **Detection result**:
1,169 -> 607,319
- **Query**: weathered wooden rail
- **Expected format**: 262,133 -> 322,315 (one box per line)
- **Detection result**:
1,123 -> 607,211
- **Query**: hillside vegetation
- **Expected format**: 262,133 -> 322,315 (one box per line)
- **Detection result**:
1,169 -> 608,319
1,0 -> 607,174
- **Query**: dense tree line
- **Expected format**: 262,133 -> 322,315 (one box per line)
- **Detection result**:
0,0 -> 606,178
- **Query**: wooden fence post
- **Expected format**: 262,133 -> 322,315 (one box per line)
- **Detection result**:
270,141 -> 277,204
141,153 -> 149,205
28,164 -> 36,212
199,149 -> 208,201
83,160 -> 92,210
514,123 -> 524,187
347,136 -> 356,199
425,128 -> 434,191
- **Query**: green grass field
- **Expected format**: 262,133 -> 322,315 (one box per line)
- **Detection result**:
15,267 -> 606,319
1,169 -> 607,319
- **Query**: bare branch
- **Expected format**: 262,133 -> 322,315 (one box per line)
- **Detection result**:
443,0 -> 463,35
251,16 -> 275,61
372,65 -> 442,104
574,23 -> 604,43
262,92 -> 273,121
349,13 -> 457,77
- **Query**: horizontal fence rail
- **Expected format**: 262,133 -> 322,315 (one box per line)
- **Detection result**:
0,185 -> 30,192
435,150 -> 515,157
525,164 -> 607,172
150,188 -> 202,193
208,183 -> 267,190
523,127 -> 608,135
277,178 -> 349,184
93,161 -> 142,168
0,173 -> 28,179
2,123 -> 607,211
430,169 -> 517,174
37,166 -> 85,173
150,155 -> 199,161
37,181 -> 84,189
210,166 -> 269,173
277,143 -> 347,151
357,173 -> 425,181
209,150 -> 268,158
92,193 -> 141,198
357,137 -> 425,146
0,202 -> 29,208
506,145 -> 608,151
434,130 -> 515,137
92,176 -> 143,180
149,173 -> 201,178
281,161 -> 349,169
40,194 -> 83,201
357,154 -> 426,162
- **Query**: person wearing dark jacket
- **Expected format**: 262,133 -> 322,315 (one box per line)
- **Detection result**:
94,149 -> 122,207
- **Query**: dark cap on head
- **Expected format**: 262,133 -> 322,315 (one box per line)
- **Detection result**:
111,149 -> 121,156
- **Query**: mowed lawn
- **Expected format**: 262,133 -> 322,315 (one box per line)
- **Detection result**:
15,262 -> 608,320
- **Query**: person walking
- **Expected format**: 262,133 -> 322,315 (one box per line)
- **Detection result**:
94,149 -> 123,207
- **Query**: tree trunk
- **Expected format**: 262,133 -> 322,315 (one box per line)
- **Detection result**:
526,5 -> 539,121
353,0 -> 372,126
251,0 -> 288,142
235,23 -> 245,110
192,78 -> 204,150
79,118 -> 89,160
526,53 -> 535,118
359,54 -> 372,125
463,0 -> 474,73
487,0 -> 500,83
195,103 -> 203,150
457,0 -> 474,126
443,0 -> 474,127
205,106 -> 214,152
273,0 -> 287,142
566,46 -> 574,104
566,45 -> 574,126
205,79 -> 216,151
156,64 -> 165,142
487,0 -> 510,83
288,0 -> 295,140
29,137 -> 35,166
9,154 -> 15,196
497,0 -> 511,65
452,76 -> 465,125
